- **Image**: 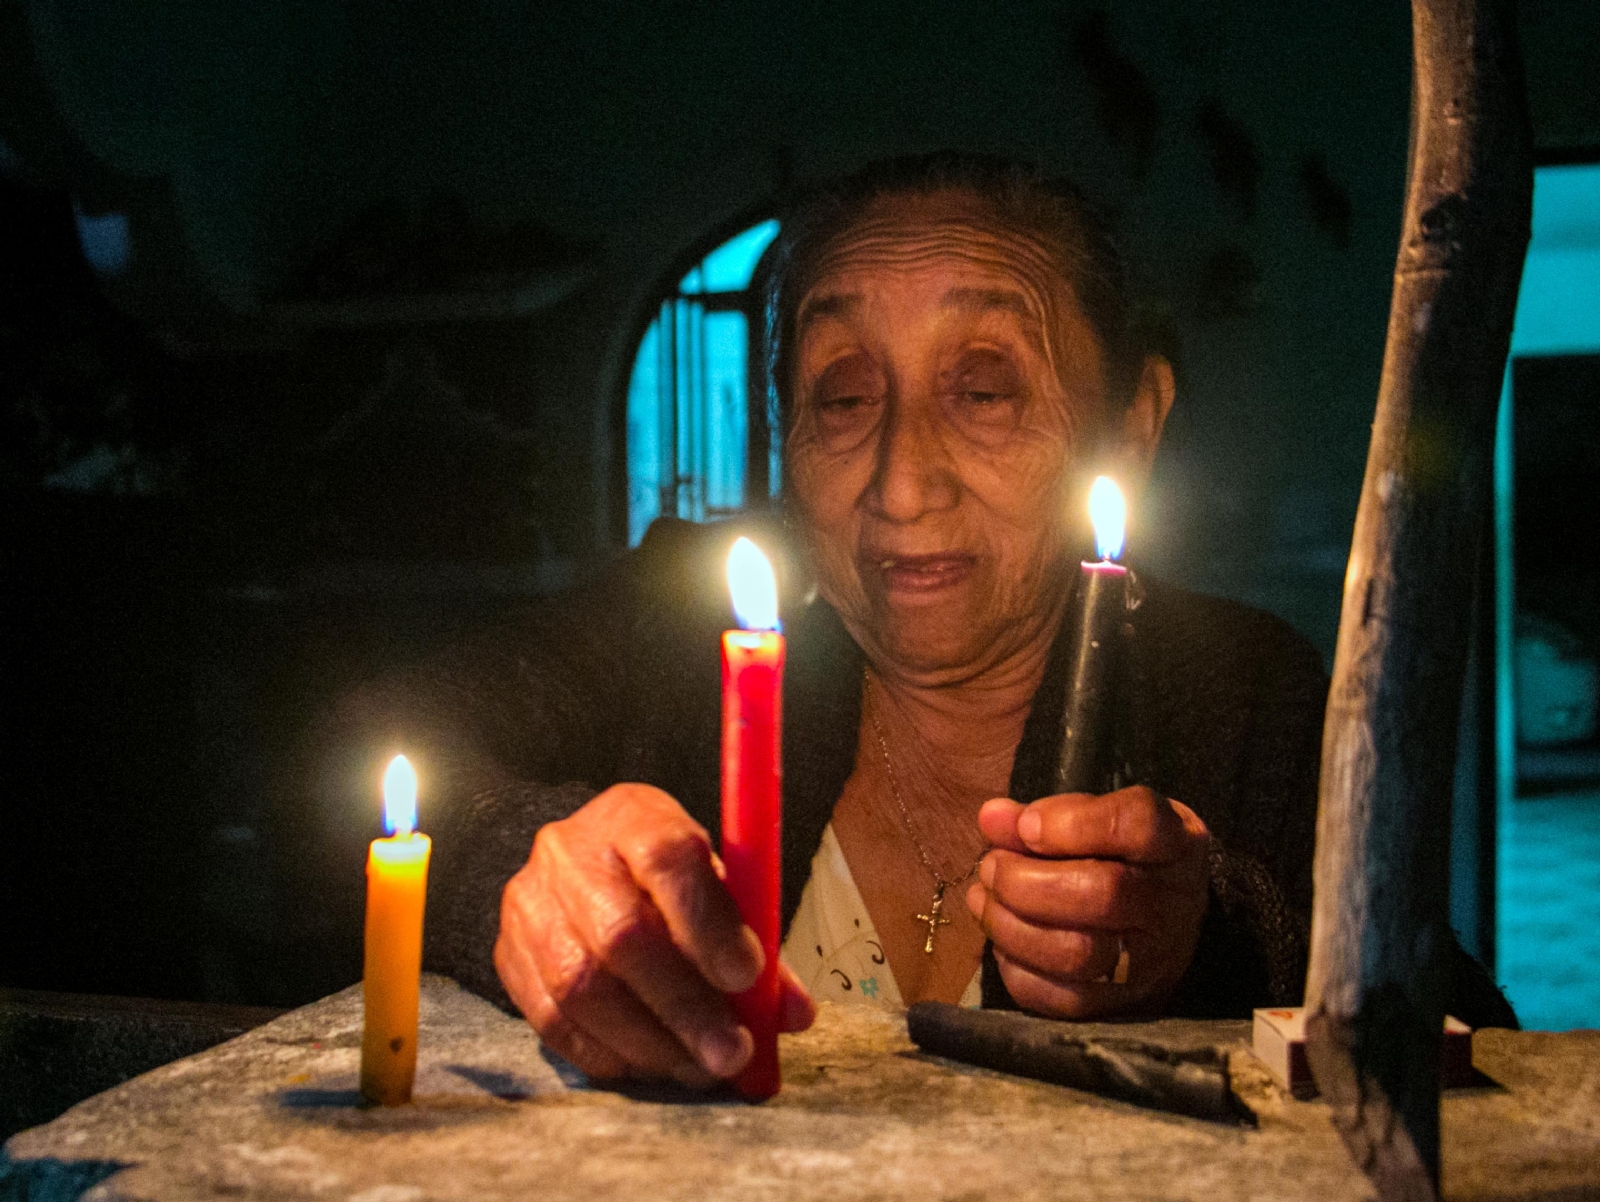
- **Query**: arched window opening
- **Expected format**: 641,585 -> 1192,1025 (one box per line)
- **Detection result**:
626,218 -> 781,545
1490,159 -> 1600,1032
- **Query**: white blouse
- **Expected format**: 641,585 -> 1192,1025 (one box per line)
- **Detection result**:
779,823 -> 982,1010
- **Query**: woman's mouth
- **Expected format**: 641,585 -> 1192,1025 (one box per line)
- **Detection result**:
866,553 -> 977,595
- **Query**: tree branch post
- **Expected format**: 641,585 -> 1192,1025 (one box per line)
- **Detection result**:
1302,1 -> 1531,1199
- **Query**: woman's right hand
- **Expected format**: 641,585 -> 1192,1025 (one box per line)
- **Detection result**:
494,783 -> 815,1086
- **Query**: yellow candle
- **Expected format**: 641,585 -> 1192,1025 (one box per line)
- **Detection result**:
360,755 -> 431,1106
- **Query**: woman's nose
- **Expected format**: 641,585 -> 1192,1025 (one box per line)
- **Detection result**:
866,395 -> 960,523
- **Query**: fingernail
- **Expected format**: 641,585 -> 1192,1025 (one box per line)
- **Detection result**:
713,927 -> 763,992
1018,808 -> 1042,846
978,855 -> 996,887
699,1024 -> 753,1078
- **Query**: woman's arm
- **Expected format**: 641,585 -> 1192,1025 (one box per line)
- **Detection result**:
1156,593 -> 1516,1027
331,518 -> 816,1083
1169,605 -> 1328,1016
333,562 -> 639,1005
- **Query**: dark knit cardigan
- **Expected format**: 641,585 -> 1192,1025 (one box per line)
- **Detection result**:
342,517 -> 1516,1028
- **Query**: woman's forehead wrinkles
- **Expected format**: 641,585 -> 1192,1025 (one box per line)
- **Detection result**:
811,222 -> 1060,282
798,283 -> 1050,358
799,223 -> 1071,368
807,216 -> 1063,300
820,211 -> 1056,255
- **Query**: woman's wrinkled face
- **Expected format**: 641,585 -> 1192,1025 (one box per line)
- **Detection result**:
786,191 -> 1114,684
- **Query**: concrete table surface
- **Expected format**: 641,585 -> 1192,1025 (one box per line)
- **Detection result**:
3,975 -> 1597,1202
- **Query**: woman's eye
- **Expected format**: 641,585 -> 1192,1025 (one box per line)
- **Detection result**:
950,380 -> 1020,417
945,350 -> 1025,436
804,355 -> 884,447
948,351 -> 1021,398
813,392 -> 880,445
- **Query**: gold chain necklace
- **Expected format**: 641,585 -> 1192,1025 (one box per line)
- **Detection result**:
862,669 -> 987,954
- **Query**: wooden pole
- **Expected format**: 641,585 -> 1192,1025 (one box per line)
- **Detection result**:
1302,1 -> 1530,1198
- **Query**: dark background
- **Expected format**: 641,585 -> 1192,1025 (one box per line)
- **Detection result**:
1515,355 -> 1600,655
3,0 -> 1598,1009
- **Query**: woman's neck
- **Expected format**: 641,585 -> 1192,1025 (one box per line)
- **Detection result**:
865,621 -> 1058,807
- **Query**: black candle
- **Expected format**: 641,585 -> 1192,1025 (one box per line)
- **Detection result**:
1057,477 -> 1131,795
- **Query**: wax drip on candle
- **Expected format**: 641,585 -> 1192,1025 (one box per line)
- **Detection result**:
383,755 -> 418,836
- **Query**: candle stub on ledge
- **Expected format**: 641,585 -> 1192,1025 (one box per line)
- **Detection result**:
360,754 -> 432,1105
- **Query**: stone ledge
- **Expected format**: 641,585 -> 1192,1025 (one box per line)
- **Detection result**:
2,976 -> 1596,1201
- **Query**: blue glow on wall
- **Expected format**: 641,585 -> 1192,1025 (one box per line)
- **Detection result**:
679,219 -> 779,294
628,220 -> 777,546
626,322 -> 663,544
1494,161 -> 1600,1031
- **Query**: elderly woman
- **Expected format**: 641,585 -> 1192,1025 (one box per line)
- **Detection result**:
347,152 -> 1512,1089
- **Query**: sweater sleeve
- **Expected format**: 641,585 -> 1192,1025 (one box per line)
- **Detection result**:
423,779 -> 597,1011
1153,591 -> 1517,1027
1187,604 -> 1519,1028
331,548 -> 648,1009
1123,586 -> 1328,1017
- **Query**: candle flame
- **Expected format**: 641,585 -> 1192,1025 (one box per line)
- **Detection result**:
383,755 -> 418,837
727,536 -> 780,631
1089,476 -> 1126,561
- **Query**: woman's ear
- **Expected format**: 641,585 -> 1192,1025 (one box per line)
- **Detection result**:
1116,355 -> 1176,483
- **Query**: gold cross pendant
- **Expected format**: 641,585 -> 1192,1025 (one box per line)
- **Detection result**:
915,884 -> 952,954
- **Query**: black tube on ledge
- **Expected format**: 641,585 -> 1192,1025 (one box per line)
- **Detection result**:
906,1001 -> 1246,1125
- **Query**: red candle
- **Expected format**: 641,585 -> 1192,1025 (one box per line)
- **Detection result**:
721,536 -> 785,1100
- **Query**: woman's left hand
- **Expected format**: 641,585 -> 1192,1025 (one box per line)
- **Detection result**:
965,787 -> 1210,1018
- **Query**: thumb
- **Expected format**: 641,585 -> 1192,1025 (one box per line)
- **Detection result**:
978,797 -> 1027,852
